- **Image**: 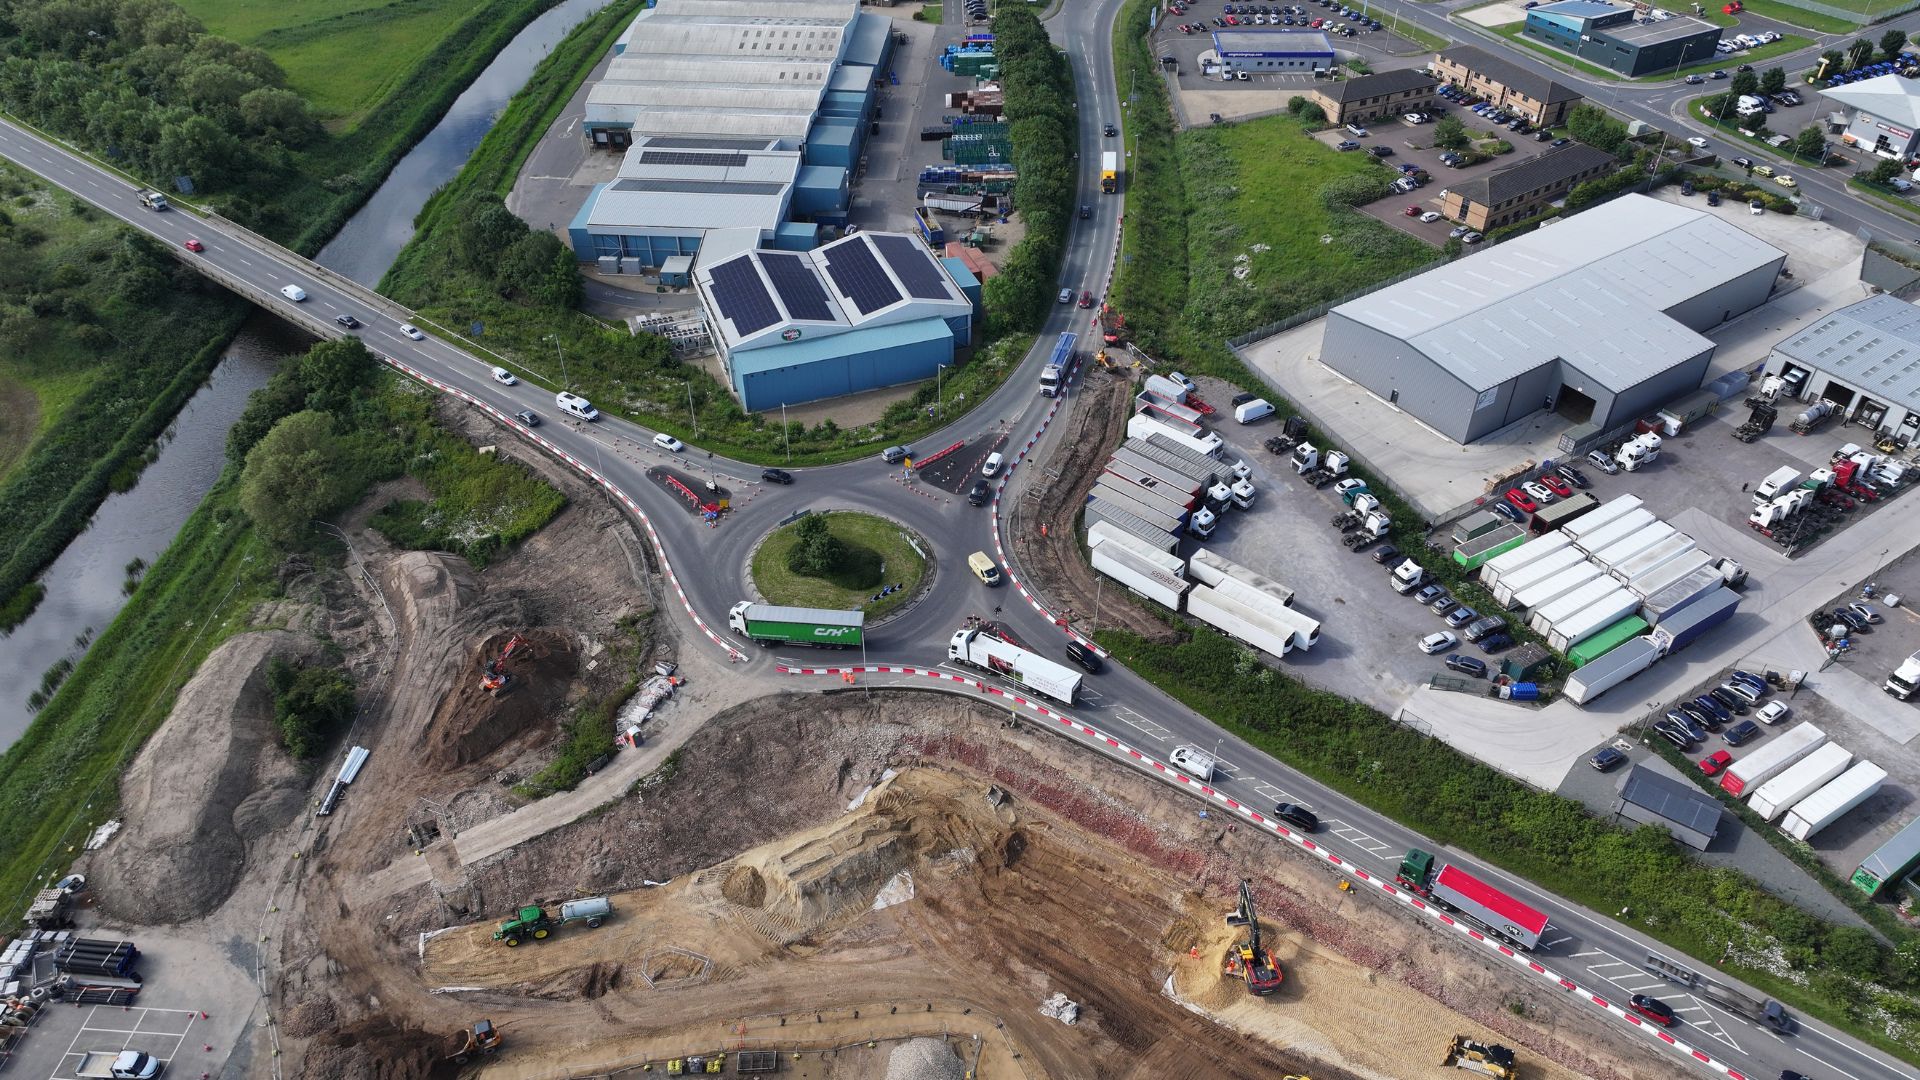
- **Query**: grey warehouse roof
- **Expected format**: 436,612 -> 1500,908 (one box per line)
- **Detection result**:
1770,293 -> 1920,410
1605,16 -> 1719,45
1331,195 -> 1785,391
1820,73 -> 1920,128
1618,764 -> 1722,837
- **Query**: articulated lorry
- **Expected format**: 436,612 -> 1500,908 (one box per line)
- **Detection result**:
1101,150 -> 1119,193
948,626 -> 1082,704
1040,332 -> 1074,396
729,602 -> 865,649
1396,849 -> 1548,950
1644,951 -> 1795,1032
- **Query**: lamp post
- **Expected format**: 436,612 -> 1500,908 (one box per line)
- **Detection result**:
782,401 -> 791,463
545,334 -> 570,386
686,381 -> 699,436
937,363 -> 949,418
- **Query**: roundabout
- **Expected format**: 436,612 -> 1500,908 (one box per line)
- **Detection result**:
747,509 -> 930,623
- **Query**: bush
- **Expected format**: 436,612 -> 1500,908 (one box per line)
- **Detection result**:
1567,104 -> 1629,156
976,7 -> 1078,337
239,411 -> 351,548
1319,172 -> 1391,209
786,513 -> 849,576
1286,97 -> 1328,126
266,657 -> 355,760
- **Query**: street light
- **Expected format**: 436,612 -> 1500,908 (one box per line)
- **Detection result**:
937,363 -> 949,418
545,333 -> 570,386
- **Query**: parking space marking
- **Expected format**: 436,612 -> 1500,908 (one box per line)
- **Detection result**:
1575,950 -> 1744,1050
54,1007 -> 201,1080
1110,707 -> 1171,742
1326,820 -> 1397,860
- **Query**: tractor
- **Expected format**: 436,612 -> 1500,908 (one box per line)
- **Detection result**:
1442,1035 -> 1517,1079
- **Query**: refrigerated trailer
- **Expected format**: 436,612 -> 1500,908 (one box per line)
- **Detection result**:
1569,509 -> 1657,556
1562,636 -> 1658,705
1144,431 -> 1229,474
1481,532 -> 1577,592
1102,459 -> 1201,509
1629,548 -> 1715,600
1094,472 -> 1193,521
1187,547 -> 1294,607
1588,521 -> 1676,572
1087,482 -> 1184,533
1642,566 -> 1726,625
1528,577 -> 1622,634
1782,761 -> 1887,841
1507,561 -> 1604,612
1851,816 -> 1920,896
1187,584 -> 1300,657
1492,547 -> 1589,607
1087,520 -> 1179,562
1721,724 -> 1828,796
1749,743 -> 1852,821
1566,615 -> 1649,667
1608,533 -> 1696,585
948,626 -> 1082,704
1082,499 -> 1177,552
1108,447 -> 1207,498
1090,542 -> 1190,610
1559,493 -> 1644,542
1547,590 -> 1642,653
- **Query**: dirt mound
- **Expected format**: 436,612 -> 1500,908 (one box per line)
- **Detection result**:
530,959 -> 623,1000
885,1037 -> 969,1080
722,864 -> 766,907
422,628 -> 575,768
300,1018 -> 439,1080
92,630 -> 318,923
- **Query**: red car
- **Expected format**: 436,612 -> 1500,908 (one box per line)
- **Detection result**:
1540,473 -> 1573,498
183,237 -> 205,253
1698,750 -> 1732,776
1078,290 -> 1095,308
1504,488 -> 1538,514
1629,994 -> 1678,1026
1403,205 -> 1422,217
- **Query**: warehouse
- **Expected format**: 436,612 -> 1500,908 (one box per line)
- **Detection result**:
1819,74 -> 1920,161
1761,293 -> 1920,449
569,0 -> 889,264
695,229 -> 980,410
1521,0 -> 1720,77
1616,764 -> 1722,850
1319,195 -> 1786,445
1210,29 -> 1335,73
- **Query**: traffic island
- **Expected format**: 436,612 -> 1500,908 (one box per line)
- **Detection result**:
748,510 -> 930,623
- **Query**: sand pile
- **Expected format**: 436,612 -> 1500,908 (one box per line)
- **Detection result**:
885,1037 -> 969,1080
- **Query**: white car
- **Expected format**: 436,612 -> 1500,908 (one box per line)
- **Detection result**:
1686,136 -> 1709,149
1419,630 -> 1459,655
490,366 -> 516,386
1419,211 -> 1442,223
399,323 -> 425,340
1522,480 -> 1557,504
1756,701 -> 1791,725
653,432 -> 684,452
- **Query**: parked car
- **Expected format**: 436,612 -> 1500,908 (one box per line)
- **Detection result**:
1698,750 -> 1733,776
1369,145 -> 1394,157
1555,464 -> 1589,488
1679,701 -> 1721,732
1431,597 -> 1459,617
1724,719 -> 1762,745
761,467 -> 794,485
1272,802 -> 1320,831
1370,544 -> 1401,565
1692,694 -> 1731,725
1709,686 -> 1750,714
1849,601 -> 1884,624
1674,711 -> 1709,743
1489,501 -> 1524,524
1730,669 -> 1768,693
1336,140 -> 1361,151
1654,719 -> 1695,749
1539,473 -> 1573,498
1419,210 -> 1442,222
1477,632 -> 1515,653
1504,488 -> 1538,514
1629,995 -> 1678,1026
1414,583 -> 1446,605
1522,480 -> 1557,504
1590,747 -> 1627,771
1445,605 -> 1477,628
1419,630 -> 1459,654
1444,654 -> 1487,677
1757,701 -> 1791,725
1403,205 -> 1423,217
1732,156 -> 1753,168
1586,449 -> 1621,474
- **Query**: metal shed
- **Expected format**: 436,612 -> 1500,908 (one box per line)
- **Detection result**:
1617,764 -> 1722,850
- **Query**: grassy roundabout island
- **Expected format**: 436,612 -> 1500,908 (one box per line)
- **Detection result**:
749,511 -> 929,621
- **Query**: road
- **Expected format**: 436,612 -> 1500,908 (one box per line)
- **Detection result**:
0,7 -> 1915,1076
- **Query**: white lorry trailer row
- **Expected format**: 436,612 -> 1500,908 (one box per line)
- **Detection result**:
1506,560 -> 1603,612
1479,531 -> 1575,591
1187,584 -> 1304,656
1090,543 -> 1190,610
1608,533 -> 1697,585
1528,577 -> 1620,635
1546,589 -> 1640,653
1187,548 -> 1293,606
947,627 -> 1081,705
1748,743 -> 1852,821
1781,761 -> 1887,841
1588,521 -> 1676,572
1626,547 -> 1715,600
1491,546 -> 1587,607
1721,724 -> 1828,796
1087,520 -> 1179,563
1568,508 -> 1657,556
1126,413 -> 1223,459
1557,493 -> 1644,543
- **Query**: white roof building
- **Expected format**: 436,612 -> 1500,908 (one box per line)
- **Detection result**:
1820,74 -> 1920,160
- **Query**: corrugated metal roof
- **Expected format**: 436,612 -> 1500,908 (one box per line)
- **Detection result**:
1334,195 -> 1784,391
1769,293 -> 1920,409
606,56 -> 834,85
620,141 -> 800,184
1619,764 -> 1722,837
586,183 -> 789,235
1820,73 -> 1920,128
1212,29 -> 1333,55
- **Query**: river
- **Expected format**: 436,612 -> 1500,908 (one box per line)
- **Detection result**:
0,0 -> 616,744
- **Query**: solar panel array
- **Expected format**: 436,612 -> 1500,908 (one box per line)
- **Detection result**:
760,252 -> 835,322
638,150 -> 750,168
824,238 -> 902,315
872,235 -> 952,301
709,256 -> 780,336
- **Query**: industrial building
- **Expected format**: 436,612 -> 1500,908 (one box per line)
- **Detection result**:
1616,764 -> 1722,850
1319,195 -> 1786,444
1819,73 -> 1920,161
1521,0 -> 1720,77
1431,45 -> 1583,126
1210,29 -> 1335,73
1762,293 -> 1920,449
1299,69 -> 1438,125
568,0 -> 893,265
1440,142 -> 1616,232
694,229 -> 980,410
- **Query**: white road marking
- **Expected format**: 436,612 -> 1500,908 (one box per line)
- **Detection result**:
1799,1047 -> 1862,1080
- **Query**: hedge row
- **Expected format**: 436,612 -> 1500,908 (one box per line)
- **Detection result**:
979,7 -> 1080,336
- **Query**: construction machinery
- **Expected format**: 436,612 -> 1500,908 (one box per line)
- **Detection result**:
1442,1035 -> 1517,1078
443,1019 -> 502,1065
1220,879 -> 1284,996
480,634 -> 532,695
1097,304 -> 1128,346
492,896 -> 613,946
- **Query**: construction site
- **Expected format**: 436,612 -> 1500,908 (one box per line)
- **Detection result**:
32,397 -> 1695,1080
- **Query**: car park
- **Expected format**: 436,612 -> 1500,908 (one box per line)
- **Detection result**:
513,409 -> 539,427
1629,995 -> 1678,1026
336,314 -> 360,329
1725,719 -> 1762,745
1272,802 -> 1320,831
1419,210 -> 1442,222
1698,750 -> 1733,776
762,468 -> 794,485
1444,654 -> 1486,677
1590,747 -> 1627,771
1414,583 -> 1446,605
1419,630 -> 1458,654
653,432 -> 684,452
1445,605 -> 1477,628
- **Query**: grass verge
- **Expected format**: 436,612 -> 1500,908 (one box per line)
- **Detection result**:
1379,12 -> 1451,51
750,511 -> 929,621
1737,0 -> 1861,31
1850,177 -> 1920,220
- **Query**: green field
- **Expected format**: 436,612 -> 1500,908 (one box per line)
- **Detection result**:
1737,0 -> 1860,32
750,512 -> 928,621
179,0 -> 480,127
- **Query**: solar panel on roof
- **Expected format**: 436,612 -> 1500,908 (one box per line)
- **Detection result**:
760,252 -> 835,322
872,234 -> 951,301
709,257 -> 781,337
824,238 -> 901,315
639,150 -> 751,168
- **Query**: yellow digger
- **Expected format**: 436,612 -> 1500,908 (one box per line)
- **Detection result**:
443,1019 -> 501,1065
1442,1035 -> 1516,1079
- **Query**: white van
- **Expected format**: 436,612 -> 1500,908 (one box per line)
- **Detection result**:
1169,745 -> 1216,781
1234,398 -> 1275,424
555,391 -> 599,421
490,366 -> 516,386
279,284 -> 307,302
981,451 -> 1004,478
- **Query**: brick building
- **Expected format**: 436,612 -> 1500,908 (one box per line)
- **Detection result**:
1431,45 -> 1583,127
1440,143 -> 1618,231
1299,68 -> 1438,125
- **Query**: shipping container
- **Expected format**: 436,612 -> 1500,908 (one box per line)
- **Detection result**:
1569,509 -> 1658,556
1188,584 -> 1296,657
1563,636 -> 1658,705
1558,494 -> 1646,542
1547,589 -> 1641,652
1087,520 -> 1183,563
1567,615 -> 1650,667
1588,521 -> 1677,572
1128,415 -> 1222,459
1188,547 -> 1294,607
1108,447 -> 1206,498
1530,492 -> 1599,533
1851,816 -> 1920,896
1749,744 -> 1853,821
1642,566 -> 1726,624
1454,524 -> 1528,569
1529,577 -> 1623,634
1083,498 -> 1177,551
1648,586 -> 1737,653
1492,547 -> 1590,607
1782,761 -> 1887,841
1627,548 -> 1715,600
1091,543 -> 1191,610
1452,510 -> 1505,544
1721,724 -> 1828,797
1510,562 -> 1606,613
1609,533 -> 1698,585
1087,482 -> 1183,533
1144,373 -> 1189,404
1481,531 -> 1576,589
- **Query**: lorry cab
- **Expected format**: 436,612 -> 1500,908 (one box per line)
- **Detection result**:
967,551 -> 1002,586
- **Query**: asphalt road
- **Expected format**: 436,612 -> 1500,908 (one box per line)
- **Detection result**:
0,9 -> 1916,1075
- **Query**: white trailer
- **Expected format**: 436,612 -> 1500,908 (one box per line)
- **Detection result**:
1782,762 -> 1888,841
1749,743 -> 1852,821
1091,543 -> 1190,610
1134,434 -> 1223,481
1108,447 -> 1207,497
1491,546 -> 1588,606
1625,547 -> 1712,597
1087,483 -> 1183,533
1087,521 -> 1182,564
1609,533 -> 1697,585
1720,724 -> 1828,796
1144,373 -> 1190,404
1562,636 -> 1658,706
1266,604 -> 1322,651
1481,531 -> 1576,591
1095,472 -> 1193,521
1546,588 -> 1642,652
1529,577 -> 1622,634
1642,565 -> 1726,625
947,626 -> 1082,704
1083,500 -> 1177,553
1187,584 -> 1298,657
1558,493 -> 1645,542
1127,414 -> 1222,458
1588,521 -> 1677,572
1507,560 -> 1604,612
1187,548 -> 1294,607
1569,509 -> 1657,556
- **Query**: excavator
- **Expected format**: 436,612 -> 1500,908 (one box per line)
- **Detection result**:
1442,1035 -> 1517,1079
1097,304 -> 1128,347
480,634 -> 531,696
442,1019 -> 502,1065
1221,878 -> 1284,996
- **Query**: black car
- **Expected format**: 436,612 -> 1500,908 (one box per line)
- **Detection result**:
1679,700 -> 1721,732
1654,719 -> 1695,750
1477,632 -> 1515,654
335,314 -> 361,329
1080,204 -> 1092,219
1709,686 -> 1750,714
1673,710 -> 1708,743
1489,501 -> 1524,523
1725,719 -> 1762,746
1368,145 -> 1393,157
1589,747 -> 1627,772
1065,640 -> 1104,673
1272,802 -> 1319,831
1555,464 -> 1589,488
1832,607 -> 1869,632
1231,391 -> 1260,406
1104,123 -> 1118,137
1444,654 -> 1487,678
1693,694 -> 1732,725
513,409 -> 540,427
967,479 -> 991,506
1370,544 -> 1401,565
761,467 -> 794,485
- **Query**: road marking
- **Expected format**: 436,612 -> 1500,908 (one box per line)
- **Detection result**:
1541,934 -> 1572,948
1800,1026 -> 1920,1080
1326,821 -> 1396,859
1799,1047 -> 1862,1080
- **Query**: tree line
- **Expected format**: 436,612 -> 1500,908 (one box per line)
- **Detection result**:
979,6 -> 1078,336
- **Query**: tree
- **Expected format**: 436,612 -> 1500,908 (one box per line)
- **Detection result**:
1882,28 -> 1909,60
1433,115 -> 1469,150
1793,125 -> 1827,161
495,231 -> 580,310
1730,70 -> 1760,99
238,87 -> 318,146
1848,37 -> 1876,70
787,514 -> 846,577
239,410 -> 349,547
1759,66 -> 1786,96
450,195 -> 530,276
266,657 -> 355,759
1286,96 -> 1327,125
1566,104 -> 1627,154
290,338 -> 377,415
1824,927 -> 1886,981
1870,157 -> 1905,184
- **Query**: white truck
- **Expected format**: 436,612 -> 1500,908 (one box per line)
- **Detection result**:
1615,432 -> 1662,471
135,189 -> 169,211
1390,559 -> 1426,595
1887,650 -> 1920,700
948,626 -> 1081,705
75,1051 -> 162,1079
1754,466 -> 1802,504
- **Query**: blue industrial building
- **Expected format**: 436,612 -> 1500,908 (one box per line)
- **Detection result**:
695,230 -> 980,411
1522,0 -> 1719,77
1210,29 -> 1334,73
